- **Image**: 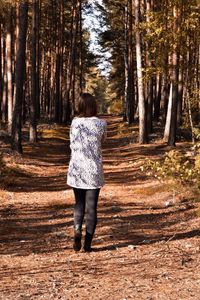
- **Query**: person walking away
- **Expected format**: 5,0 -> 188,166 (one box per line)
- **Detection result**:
67,93 -> 107,252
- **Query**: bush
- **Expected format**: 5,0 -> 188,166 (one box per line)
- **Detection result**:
141,149 -> 200,191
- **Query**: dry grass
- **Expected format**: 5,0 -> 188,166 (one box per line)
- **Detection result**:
133,181 -> 180,196
39,127 -> 69,141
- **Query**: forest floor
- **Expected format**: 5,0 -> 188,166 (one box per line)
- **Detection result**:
0,116 -> 200,300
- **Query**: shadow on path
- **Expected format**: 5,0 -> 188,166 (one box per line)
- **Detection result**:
0,202 -> 73,256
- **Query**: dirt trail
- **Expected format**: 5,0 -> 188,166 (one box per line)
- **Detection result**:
0,116 -> 200,300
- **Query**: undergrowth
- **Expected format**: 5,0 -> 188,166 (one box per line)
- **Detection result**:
141,142 -> 200,199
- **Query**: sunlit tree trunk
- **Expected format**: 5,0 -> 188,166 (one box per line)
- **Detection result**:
154,73 -> 162,121
164,82 -> 172,141
6,8 -> 13,133
0,22 -> 2,120
134,0 -> 148,143
177,64 -> 183,126
2,36 -> 7,122
164,6 -> 179,146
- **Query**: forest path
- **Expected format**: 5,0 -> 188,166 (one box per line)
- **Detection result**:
0,116 -> 200,300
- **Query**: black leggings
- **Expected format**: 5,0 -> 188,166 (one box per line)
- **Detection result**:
73,188 -> 100,236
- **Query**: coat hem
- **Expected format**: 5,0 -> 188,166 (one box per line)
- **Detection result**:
67,183 -> 104,190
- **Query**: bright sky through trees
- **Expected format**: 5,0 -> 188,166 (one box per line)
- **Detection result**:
83,0 -> 111,76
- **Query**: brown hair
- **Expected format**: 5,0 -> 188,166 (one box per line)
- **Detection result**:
77,93 -> 97,117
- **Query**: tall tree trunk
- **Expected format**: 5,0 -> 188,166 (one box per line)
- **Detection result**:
154,72 -> 162,121
163,63 -> 170,123
124,0 -> 135,124
127,0 -> 135,124
164,82 -> 172,141
6,10 -> 13,133
13,1 -> 20,109
11,1 -> 29,153
30,0 -> 38,142
134,0 -> 148,143
2,37 -> 7,122
79,0 -> 83,93
0,23 -> 3,120
36,0 -> 40,119
146,0 -> 153,133
55,1 -> 62,123
59,0 -> 64,123
124,3 -> 128,122
66,0 -> 79,119
123,1 -> 128,122
176,2 -> 184,128
177,65 -> 183,126
50,49 -> 55,121
164,6 -> 179,146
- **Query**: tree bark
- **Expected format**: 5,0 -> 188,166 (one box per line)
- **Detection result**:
124,3 -> 128,122
124,0 -> 135,124
11,1 -> 29,153
2,36 -> 7,122
154,72 -> 162,121
0,22 -> 3,120
127,0 -> 135,124
166,6 -> 179,146
177,66 -> 183,126
55,1 -> 62,123
146,0 -> 153,133
79,0 -> 83,93
66,0 -> 79,119
164,82 -> 172,142
6,9 -> 13,133
134,0 -> 148,143
30,0 -> 38,142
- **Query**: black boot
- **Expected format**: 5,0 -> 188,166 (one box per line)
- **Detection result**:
84,231 -> 93,252
73,228 -> 82,252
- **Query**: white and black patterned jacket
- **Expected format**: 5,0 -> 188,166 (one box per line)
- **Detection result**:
67,117 -> 107,189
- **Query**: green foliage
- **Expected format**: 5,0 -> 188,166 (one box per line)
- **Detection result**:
99,1 -> 126,105
99,0 -> 200,121
141,149 -> 200,190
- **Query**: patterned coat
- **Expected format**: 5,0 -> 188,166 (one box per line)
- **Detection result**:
67,117 -> 107,189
